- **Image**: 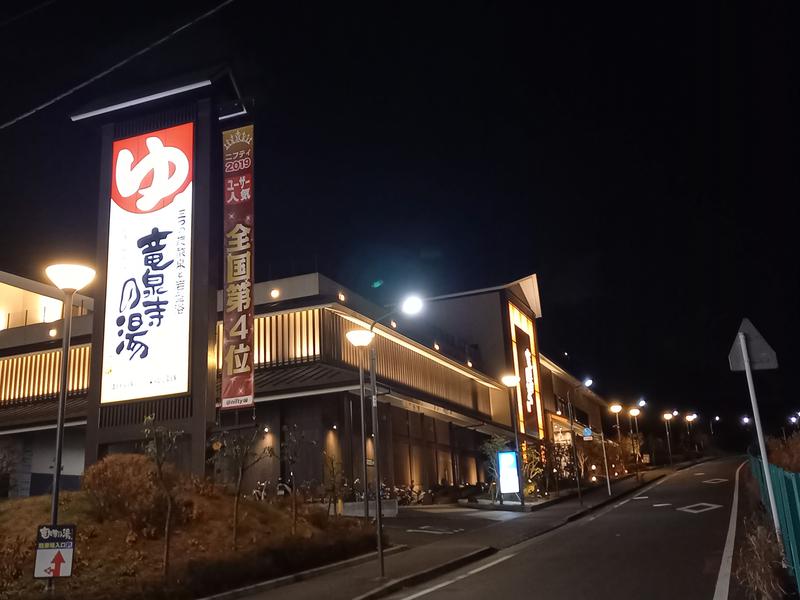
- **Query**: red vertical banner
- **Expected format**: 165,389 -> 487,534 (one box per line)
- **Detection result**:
221,125 -> 254,410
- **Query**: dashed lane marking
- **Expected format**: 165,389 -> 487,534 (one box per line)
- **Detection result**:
703,478 -> 728,484
633,496 -> 648,500
653,503 -> 671,507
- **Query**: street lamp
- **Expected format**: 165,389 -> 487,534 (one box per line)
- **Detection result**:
629,407 -> 641,480
742,416 -> 751,425
662,412 -> 674,466
610,403 -> 623,444
566,377 -> 593,506
349,294 -> 424,579
44,264 -> 94,535
501,374 -> 525,507
345,328 -> 375,524
638,398 -> 646,407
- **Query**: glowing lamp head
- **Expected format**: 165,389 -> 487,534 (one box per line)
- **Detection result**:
686,413 -> 697,422
715,416 -> 720,421
270,288 -> 280,299
501,374 -> 520,388
45,264 -> 95,292
638,398 -> 646,407
629,408 -> 641,417
742,416 -> 750,424
610,403 -> 622,414
791,416 -> 798,425
672,410 -> 679,416
662,413 -> 673,421
345,329 -> 375,348
401,295 -> 423,315
583,378 -> 593,388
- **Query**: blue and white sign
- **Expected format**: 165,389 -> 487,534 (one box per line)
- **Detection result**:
497,450 -> 519,494
583,427 -> 593,441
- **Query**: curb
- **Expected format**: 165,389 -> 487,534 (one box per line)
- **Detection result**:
199,544 -> 410,600
351,546 -> 497,600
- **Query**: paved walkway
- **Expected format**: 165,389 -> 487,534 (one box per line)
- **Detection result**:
234,467 -> 680,600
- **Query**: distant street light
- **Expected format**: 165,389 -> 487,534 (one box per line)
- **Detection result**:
742,416 -> 751,425
638,398 -> 646,407
629,407 -> 642,480
610,403 -> 623,445
44,264 -> 95,540
662,412 -> 674,466
672,410 -> 679,416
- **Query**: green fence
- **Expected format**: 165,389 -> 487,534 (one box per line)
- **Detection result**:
749,454 -> 800,589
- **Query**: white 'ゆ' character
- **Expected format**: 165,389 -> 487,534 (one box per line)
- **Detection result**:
116,136 -> 190,212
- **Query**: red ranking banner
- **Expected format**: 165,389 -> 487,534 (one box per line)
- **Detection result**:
221,125 -> 255,410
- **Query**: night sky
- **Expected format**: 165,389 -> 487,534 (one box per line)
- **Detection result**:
0,2 -> 797,435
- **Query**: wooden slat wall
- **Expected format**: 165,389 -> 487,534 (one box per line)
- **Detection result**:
324,310 -> 491,417
0,344 -> 91,404
216,308 -> 321,369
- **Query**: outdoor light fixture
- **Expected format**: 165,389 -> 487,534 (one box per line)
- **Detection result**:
790,417 -> 798,425
715,416 -> 721,421
591,464 -> 596,471
663,413 -> 673,421
49,328 -> 57,337
583,378 -> 593,388
501,374 -> 520,387
44,262 -> 96,544
467,360 -> 473,368
338,292 -> 346,302
591,476 -> 597,482
263,427 -> 270,433
433,342 -> 440,351
672,410 -> 679,416
629,407 -> 641,417
400,295 -> 423,315
742,416 -> 751,424
686,413 -> 697,422
556,409 -> 562,415
45,264 -> 96,292
270,288 -> 280,299
390,320 -> 397,329
346,329 -> 375,347
638,398 -> 646,407
332,424 -> 338,430
610,403 -> 622,414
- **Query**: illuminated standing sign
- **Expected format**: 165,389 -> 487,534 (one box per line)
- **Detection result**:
100,122 -> 194,403
509,302 -> 543,438
221,125 -> 254,410
497,450 -> 520,494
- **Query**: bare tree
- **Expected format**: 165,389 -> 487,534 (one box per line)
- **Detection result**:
209,426 -> 274,550
322,450 -> 344,517
278,424 -> 316,535
142,415 -> 183,580
479,435 -> 509,504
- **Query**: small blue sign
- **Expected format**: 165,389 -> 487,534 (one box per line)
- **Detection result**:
583,427 -> 593,438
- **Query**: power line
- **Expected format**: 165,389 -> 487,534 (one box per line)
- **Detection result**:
0,0 -> 57,29
0,0 -> 238,131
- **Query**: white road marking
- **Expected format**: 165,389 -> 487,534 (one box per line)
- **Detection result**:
713,461 -> 747,600
677,502 -> 723,514
593,474 -> 673,519
694,472 -> 705,476
633,496 -> 648,500
653,503 -> 671,507
703,478 -> 728,484
405,529 -> 452,535
397,554 -> 516,599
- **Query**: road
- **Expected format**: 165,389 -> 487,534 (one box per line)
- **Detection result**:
387,457 -> 748,600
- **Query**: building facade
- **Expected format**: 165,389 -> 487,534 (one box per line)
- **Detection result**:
0,270 -> 607,497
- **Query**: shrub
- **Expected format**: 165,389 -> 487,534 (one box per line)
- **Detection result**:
735,515 -> 788,600
767,433 -> 800,473
0,536 -> 33,592
82,453 -> 172,535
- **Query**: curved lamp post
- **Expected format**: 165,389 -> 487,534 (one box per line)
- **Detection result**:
44,264 -> 94,541
346,294 -> 424,579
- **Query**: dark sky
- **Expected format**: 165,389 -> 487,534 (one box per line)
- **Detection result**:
0,2 -> 797,433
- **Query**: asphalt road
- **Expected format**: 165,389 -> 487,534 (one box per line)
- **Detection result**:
387,457 -> 748,600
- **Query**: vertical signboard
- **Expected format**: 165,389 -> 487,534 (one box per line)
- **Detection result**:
497,451 -> 520,494
33,524 -> 75,578
221,125 -> 255,409
513,326 -> 539,436
101,123 -> 194,403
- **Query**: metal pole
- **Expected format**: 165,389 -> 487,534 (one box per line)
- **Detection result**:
600,431 -> 611,496
615,413 -> 622,444
629,414 -> 639,481
739,332 -> 783,546
665,420 -> 673,466
508,387 -> 525,506
358,357 -> 369,521
369,346 -> 385,578
567,390 -> 582,506
50,290 -> 73,526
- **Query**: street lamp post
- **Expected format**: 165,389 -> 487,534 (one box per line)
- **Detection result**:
501,375 -> 526,506
629,407 -> 641,480
566,378 -> 593,506
44,264 -> 94,588
662,413 -> 673,466
345,330 -> 374,522
610,403 -> 623,445
345,294 -> 423,579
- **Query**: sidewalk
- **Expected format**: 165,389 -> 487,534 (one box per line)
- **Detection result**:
222,467 -> 675,600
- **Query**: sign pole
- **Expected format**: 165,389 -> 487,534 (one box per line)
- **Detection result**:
599,431 -> 611,496
738,332 -> 782,546
369,346 -> 385,578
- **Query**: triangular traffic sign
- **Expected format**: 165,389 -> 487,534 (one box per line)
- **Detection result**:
729,318 -> 778,372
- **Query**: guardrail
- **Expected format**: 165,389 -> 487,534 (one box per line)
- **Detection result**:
749,454 -> 800,590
